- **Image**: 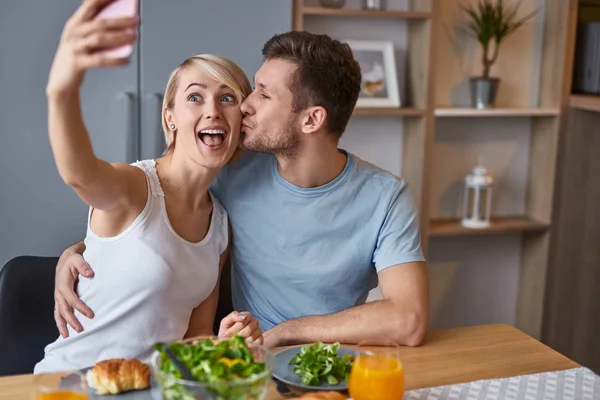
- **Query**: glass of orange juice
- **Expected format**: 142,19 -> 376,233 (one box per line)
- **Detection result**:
348,342 -> 405,400
32,372 -> 89,400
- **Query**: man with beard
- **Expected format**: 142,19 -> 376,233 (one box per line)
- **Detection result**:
53,31 -> 429,348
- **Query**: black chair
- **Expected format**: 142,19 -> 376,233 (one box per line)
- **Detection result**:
213,253 -> 234,334
0,256 -> 60,377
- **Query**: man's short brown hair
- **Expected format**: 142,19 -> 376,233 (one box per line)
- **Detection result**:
262,31 -> 362,139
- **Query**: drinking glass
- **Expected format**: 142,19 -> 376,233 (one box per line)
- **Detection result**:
348,341 -> 405,400
32,372 -> 89,400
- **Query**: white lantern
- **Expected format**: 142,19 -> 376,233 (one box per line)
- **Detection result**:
461,162 -> 494,228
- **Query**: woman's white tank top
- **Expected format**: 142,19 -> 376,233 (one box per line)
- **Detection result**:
34,159 -> 228,373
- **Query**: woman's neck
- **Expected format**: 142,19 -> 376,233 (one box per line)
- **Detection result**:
155,153 -> 219,210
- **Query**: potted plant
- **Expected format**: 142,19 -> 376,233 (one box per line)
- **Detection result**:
459,0 -> 537,109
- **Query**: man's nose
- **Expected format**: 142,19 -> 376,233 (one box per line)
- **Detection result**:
241,97 -> 253,116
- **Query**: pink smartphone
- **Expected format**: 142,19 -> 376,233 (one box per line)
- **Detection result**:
94,0 -> 139,58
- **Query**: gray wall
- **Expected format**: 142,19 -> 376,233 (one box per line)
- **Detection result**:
0,1 -> 137,269
0,1 -> 292,268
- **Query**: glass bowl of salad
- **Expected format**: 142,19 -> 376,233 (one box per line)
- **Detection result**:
151,335 -> 274,400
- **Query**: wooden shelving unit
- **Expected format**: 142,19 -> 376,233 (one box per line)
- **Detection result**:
429,0 -> 573,341
542,0 -> 600,374
569,94 -> 600,112
301,6 -> 432,19
435,107 -> 560,117
294,0 -> 574,341
429,217 -> 549,237
353,107 -> 425,117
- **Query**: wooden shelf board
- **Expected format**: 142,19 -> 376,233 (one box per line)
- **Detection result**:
429,217 -> 549,237
301,6 -> 431,19
569,94 -> 600,113
352,107 -> 425,117
435,107 -> 560,117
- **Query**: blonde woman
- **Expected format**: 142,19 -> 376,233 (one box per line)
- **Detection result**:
34,0 -> 261,373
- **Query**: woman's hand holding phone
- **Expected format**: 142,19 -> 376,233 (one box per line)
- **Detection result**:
47,0 -> 139,96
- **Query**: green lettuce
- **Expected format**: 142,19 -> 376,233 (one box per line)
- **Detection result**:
288,342 -> 353,386
154,335 -> 268,400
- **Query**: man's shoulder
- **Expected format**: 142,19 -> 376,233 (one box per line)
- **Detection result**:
212,151 -> 272,202
223,150 -> 271,173
348,152 -> 407,194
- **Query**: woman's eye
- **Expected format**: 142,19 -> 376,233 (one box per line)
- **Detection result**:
260,93 -> 269,100
188,94 -> 201,102
221,94 -> 236,103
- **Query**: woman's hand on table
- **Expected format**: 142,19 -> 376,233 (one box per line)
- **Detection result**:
218,311 -> 264,345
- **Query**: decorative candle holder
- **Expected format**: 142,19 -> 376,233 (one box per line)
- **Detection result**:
362,0 -> 386,10
461,160 -> 494,228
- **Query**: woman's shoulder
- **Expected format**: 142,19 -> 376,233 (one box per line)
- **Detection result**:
210,191 -> 228,225
209,190 -> 229,254
103,159 -> 155,186
128,159 -> 163,197
129,159 -> 156,172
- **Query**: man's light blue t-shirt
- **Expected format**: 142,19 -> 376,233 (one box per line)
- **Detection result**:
211,150 -> 425,331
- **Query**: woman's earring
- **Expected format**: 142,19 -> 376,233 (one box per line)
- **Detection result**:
169,124 -> 176,130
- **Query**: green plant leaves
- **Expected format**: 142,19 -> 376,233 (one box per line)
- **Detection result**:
459,1 -> 496,47
459,0 -> 537,44
458,0 -> 537,77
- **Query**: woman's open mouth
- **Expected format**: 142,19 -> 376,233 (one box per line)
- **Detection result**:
197,128 -> 227,147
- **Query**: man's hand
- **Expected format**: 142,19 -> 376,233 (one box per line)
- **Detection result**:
218,311 -> 263,344
54,244 -> 94,337
262,325 -> 285,349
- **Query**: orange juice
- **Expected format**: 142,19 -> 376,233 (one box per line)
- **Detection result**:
34,391 -> 88,400
348,355 -> 405,400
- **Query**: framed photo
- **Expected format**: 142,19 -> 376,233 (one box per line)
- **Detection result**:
345,40 -> 401,108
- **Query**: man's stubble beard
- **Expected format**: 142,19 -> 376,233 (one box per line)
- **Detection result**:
242,117 -> 300,159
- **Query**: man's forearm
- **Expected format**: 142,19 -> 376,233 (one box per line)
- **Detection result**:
265,299 -> 427,348
58,240 -> 86,267
70,240 -> 86,256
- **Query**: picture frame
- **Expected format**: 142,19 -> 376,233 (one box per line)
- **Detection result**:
345,40 -> 401,108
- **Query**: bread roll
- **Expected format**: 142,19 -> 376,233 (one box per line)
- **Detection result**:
86,358 -> 150,395
298,391 -> 347,400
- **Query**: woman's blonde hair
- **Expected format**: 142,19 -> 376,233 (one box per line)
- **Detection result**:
161,54 -> 252,157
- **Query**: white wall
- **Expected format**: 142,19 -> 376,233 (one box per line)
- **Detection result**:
431,118 -> 531,219
340,117 -> 404,175
427,234 -> 522,329
425,117 -> 532,328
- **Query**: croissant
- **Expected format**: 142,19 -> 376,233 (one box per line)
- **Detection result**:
86,358 -> 150,395
298,392 -> 347,400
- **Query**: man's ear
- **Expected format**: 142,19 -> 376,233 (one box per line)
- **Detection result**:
300,106 -> 327,134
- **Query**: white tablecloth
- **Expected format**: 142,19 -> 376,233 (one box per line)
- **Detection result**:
403,367 -> 600,400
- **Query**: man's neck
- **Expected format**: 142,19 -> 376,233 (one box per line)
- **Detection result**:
275,143 -> 347,188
